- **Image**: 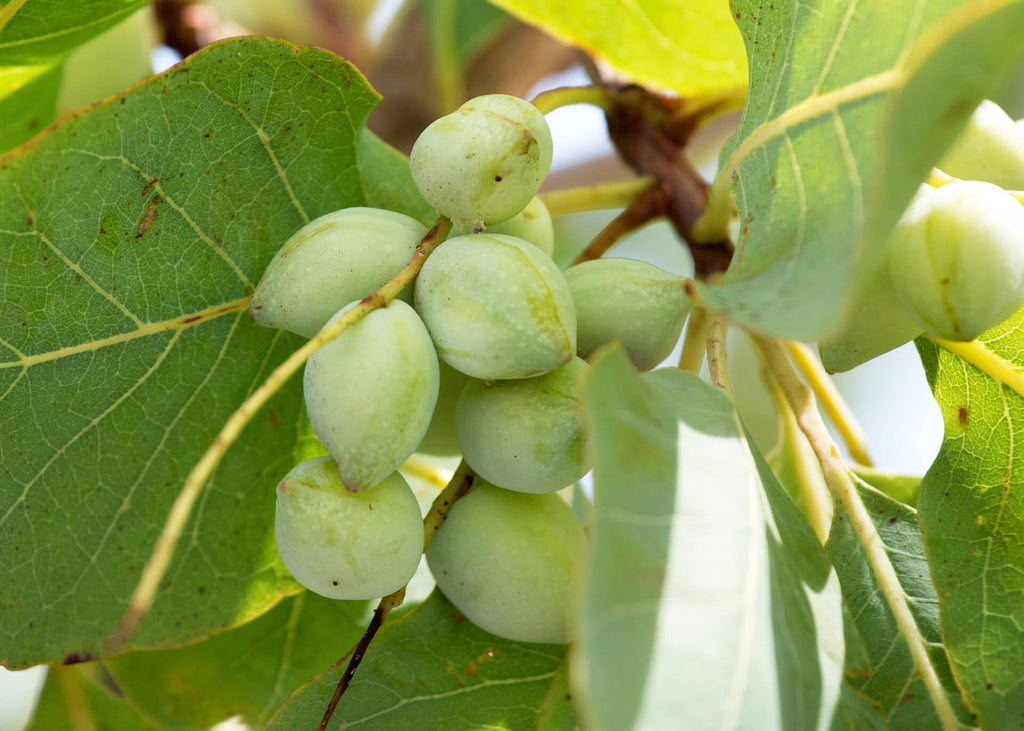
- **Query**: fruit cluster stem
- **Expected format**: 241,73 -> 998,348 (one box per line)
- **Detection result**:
107,217 -> 453,655
531,85 -> 612,114
539,177 -> 656,218
677,306 -> 708,373
754,335 -> 960,731
784,341 -> 873,466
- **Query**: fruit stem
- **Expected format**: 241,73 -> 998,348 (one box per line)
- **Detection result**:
400,456 -> 454,489
785,341 -> 873,466
540,177 -> 656,218
705,315 -> 733,397
531,85 -> 612,114
107,216 -> 454,655
318,461 -> 475,731
926,335 -> 1024,400
571,184 -> 666,264
761,363 -> 833,544
677,306 -> 708,373
754,335 -> 961,731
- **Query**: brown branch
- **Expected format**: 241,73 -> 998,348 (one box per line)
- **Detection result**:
602,86 -> 734,278
318,462 -> 475,730
573,185 -> 666,264
153,0 -> 201,58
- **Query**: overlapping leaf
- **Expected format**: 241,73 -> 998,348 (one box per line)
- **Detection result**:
107,592 -> 372,729
0,0 -> 153,150
917,307 -> 1024,728
576,349 -> 844,730
0,37 -> 430,668
267,590 -> 575,730
826,476 -> 969,728
488,0 -> 747,97
697,0 -> 1024,341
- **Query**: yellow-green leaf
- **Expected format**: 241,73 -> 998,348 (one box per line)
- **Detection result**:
488,0 -> 747,97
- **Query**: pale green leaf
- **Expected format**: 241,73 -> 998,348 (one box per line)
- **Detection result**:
487,0 -> 747,97
106,592 -> 371,729
577,349 -> 844,731
267,590 -> 575,730
0,37 -> 429,668
826,477 -> 970,729
916,307 -> 1024,728
0,0 -> 152,151
697,0 -> 1024,341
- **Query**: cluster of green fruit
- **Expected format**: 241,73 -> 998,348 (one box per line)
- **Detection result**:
250,95 -> 692,644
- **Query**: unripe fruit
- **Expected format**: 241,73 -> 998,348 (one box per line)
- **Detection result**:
275,458 -> 423,600
565,258 -> 691,370
887,180 -> 1024,341
487,196 -> 555,257
938,100 -> 1024,190
250,208 -> 426,337
305,300 -> 439,490
426,481 -> 585,644
415,234 -> 577,379
410,94 -> 553,226
456,357 -> 591,493
415,359 -> 471,457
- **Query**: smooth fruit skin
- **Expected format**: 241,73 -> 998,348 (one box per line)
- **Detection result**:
304,300 -> 439,490
456,357 -> 591,493
565,258 -> 691,370
249,207 -> 426,337
887,180 -> 1024,341
939,100 -> 1024,190
414,234 -> 577,379
409,94 -> 553,226
486,196 -> 555,257
275,459 -> 423,600
426,481 -> 585,644
415,358 -> 471,457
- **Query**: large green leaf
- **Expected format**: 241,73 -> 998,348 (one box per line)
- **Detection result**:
0,0 -> 152,150
267,590 -> 575,729
106,592 -> 371,729
487,0 -> 746,97
917,308 -> 1024,728
696,0 -> 1024,341
28,664 -> 156,731
576,349 -> 844,731
0,37 -> 430,669
826,477 -> 970,728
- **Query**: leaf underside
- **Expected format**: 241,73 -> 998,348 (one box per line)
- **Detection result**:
0,36 -> 430,668
697,0 -> 1024,342
917,308 -> 1024,728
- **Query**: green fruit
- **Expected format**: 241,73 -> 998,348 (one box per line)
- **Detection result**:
487,196 -> 555,256
415,359 -> 472,457
250,207 -> 426,337
820,186 -> 932,372
426,481 -> 585,643
275,458 -> 423,600
414,233 -> 576,379
887,180 -> 1024,341
938,100 -> 1024,190
305,300 -> 439,489
565,258 -> 691,370
410,94 -> 553,226
456,357 -> 591,493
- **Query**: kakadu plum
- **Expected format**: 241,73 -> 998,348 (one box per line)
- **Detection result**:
410,94 -> 552,226
275,458 -> 423,600
249,207 -> 426,337
304,300 -> 439,490
456,357 -> 591,493
426,481 -> 585,644
887,180 -> 1024,341
414,233 -> 577,379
